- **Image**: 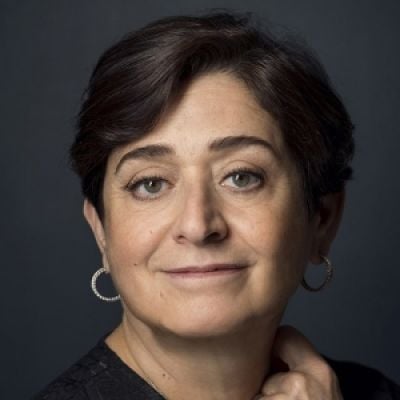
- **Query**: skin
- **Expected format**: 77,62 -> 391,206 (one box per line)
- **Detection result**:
84,72 -> 344,399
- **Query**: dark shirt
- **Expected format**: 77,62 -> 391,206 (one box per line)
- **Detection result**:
33,333 -> 400,400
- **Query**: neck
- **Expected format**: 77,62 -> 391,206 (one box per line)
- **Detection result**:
106,313 -> 282,400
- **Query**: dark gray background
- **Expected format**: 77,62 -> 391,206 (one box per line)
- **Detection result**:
1,1 -> 399,398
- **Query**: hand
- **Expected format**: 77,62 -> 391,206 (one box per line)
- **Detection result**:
254,325 -> 343,399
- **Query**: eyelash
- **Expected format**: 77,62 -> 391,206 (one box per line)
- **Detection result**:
124,167 -> 266,201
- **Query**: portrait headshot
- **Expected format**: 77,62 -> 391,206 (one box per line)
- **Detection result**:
2,1 -> 400,399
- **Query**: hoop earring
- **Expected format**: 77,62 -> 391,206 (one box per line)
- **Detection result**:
91,267 -> 120,302
301,255 -> 333,292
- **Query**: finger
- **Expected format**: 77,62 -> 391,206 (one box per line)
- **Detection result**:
261,363 -> 343,399
271,325 -> 323,372
260,371 -> 304,396
260,372 -> 287,393
252,395 -> 286,400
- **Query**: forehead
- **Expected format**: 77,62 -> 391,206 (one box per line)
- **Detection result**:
108,72 -> 286,167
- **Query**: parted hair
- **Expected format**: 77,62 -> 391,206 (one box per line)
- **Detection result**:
70,11 -> 355,221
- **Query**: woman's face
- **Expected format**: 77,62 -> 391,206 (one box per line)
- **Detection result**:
86,72 -> 322,337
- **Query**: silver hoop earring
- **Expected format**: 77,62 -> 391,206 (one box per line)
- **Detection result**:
301,255 -> 333,292
91,267 -> 120,302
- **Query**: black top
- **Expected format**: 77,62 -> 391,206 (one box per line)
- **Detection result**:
33,333 -> 400,400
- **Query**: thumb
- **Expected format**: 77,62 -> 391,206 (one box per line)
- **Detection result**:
271,325 -> 323,372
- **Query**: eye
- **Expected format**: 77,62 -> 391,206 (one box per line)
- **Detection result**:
125,174 -> 169,201
222,167 -> 265,191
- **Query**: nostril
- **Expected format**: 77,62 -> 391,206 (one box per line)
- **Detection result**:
173,187 -> 228,245
204,228 -> 228,244
172,197 -> 228,244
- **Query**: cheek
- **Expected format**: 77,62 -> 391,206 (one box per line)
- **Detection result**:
105,210 -> 159,269
240,192 -> 309,252
241,199 -> 312,292
103,210 -> 164,312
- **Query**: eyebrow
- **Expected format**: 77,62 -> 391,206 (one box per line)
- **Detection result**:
115,134 -> 279,174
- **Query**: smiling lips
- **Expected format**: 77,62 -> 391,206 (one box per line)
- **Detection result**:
164,263 -> 248,277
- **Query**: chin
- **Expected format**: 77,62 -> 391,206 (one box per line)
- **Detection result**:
160,319 -> 244,339
155,303 -> 262,339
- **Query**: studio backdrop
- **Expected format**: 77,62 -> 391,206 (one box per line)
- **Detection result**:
1,1 -> 399,399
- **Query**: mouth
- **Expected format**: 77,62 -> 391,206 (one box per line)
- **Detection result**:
163,263 -> 248,278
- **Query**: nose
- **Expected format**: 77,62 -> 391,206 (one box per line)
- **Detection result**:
172,179 -> 229,246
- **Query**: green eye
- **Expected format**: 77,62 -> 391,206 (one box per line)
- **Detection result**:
230,172 -> 253,187
142,180 -> 163,193
126,175 -> 168,200
223,168 -> 265,190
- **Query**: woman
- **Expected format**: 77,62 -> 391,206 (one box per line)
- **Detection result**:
33,11 -> 400,400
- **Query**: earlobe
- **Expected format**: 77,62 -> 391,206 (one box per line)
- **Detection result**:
310,191 -> 345,264
83,198 -> 107,254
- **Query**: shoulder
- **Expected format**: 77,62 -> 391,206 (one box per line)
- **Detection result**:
323,355 -> 400,400
32,337 -> 164,400
32,341 -> 111,400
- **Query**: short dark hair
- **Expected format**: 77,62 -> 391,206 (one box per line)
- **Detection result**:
70,11 -> 354,221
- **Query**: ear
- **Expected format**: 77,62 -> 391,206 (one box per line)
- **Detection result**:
83,198 -> 110,270
309,191 -> 345,264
